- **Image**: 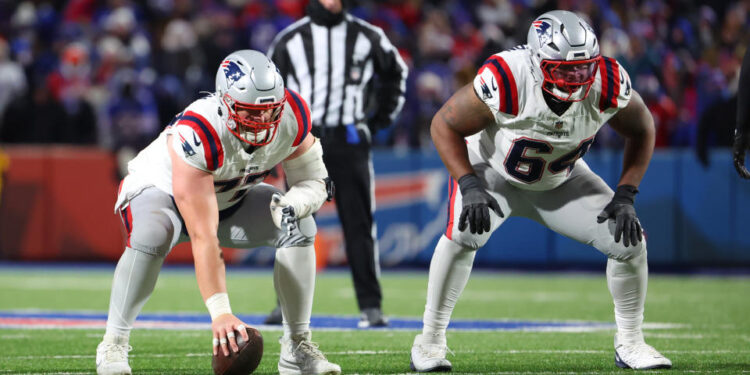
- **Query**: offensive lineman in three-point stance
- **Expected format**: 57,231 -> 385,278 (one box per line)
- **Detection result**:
96,50 -> 340,375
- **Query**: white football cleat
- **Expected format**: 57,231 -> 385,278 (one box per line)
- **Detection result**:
96,335 -> 132,375
410,334 -> 452,372
614,333 -> 672,370
278,332 -> 341,375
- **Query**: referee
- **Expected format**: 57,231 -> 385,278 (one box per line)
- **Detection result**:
266,0 -> 408,327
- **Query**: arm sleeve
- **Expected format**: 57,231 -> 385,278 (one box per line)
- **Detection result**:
737,48 -> 750,135
370,27 -> 408,126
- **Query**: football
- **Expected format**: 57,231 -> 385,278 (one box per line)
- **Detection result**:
212,327 -> 264,375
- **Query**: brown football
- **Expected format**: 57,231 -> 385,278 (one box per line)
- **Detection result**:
212,327 -> 263,375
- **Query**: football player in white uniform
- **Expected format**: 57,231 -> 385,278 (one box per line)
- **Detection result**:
96,50 -> 341,375
410,11 -> 672,372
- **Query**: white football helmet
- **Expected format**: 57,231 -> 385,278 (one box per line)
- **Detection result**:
527,10 -> 601,102
216,49 -> 286,146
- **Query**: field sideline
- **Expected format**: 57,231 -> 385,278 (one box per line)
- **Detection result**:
0,267 -> 748,374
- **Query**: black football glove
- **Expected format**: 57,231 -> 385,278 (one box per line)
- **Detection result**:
596,185 -> 642,247
457,173 -> 504,235
733,129 -> 750,179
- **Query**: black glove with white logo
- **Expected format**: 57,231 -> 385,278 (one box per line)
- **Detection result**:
457,173 -> 504,235
733,128 -> 750,179
597,185 -> 642,247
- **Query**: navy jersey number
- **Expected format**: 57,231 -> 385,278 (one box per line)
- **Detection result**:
503,138 -> 553,183
548,137 -> 594,175
504,137 -> 594,183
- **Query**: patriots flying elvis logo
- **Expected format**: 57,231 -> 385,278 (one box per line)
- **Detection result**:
179,134 -> 196,157
221,59 -> 245,89
533,20 -> 552,45
479,77 -> 493,100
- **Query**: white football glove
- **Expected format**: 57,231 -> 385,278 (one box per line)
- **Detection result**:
270,193 -> 297,236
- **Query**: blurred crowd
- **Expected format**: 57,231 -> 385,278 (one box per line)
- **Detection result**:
0,0 -> 747,165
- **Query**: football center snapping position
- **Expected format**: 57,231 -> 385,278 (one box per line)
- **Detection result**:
410,11 -> 671,372
96,50 -> 340,375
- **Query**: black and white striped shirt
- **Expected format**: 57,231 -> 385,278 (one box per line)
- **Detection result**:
268,14 -> 408,129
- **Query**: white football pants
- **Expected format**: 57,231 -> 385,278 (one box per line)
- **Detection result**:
422,154 -> 648,342
104,184 -> 316,340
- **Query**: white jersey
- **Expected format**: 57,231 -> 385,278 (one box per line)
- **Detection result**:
115,89 -> 312,211
469,46 -> 631,191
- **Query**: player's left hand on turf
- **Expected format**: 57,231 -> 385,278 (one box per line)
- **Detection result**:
270,193 -> 297,236
457,173 -> 504,235
597,185 -> 642,247
733,129 -> 750,179
211,314 -> 250,357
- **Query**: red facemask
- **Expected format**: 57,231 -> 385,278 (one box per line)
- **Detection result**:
540,57 -> 601,102
223,94 -> 286,146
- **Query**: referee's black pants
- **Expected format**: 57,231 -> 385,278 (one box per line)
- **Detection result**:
313,125 -> 382,311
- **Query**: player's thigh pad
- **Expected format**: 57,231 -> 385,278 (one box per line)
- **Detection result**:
216,183 -> 316,249
124,187 -> 183,257
526,161 -> 646,261
447,153 -> 517,250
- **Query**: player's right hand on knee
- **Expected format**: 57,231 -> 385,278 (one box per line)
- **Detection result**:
270,193 -> 298,235
597,185 -> 643,247
457,173 -> 503,234
211,314 -> 250,356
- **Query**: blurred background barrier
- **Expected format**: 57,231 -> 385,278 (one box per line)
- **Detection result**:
1,146 -> 747,269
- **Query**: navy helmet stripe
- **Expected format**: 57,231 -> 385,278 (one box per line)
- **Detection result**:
180,115 -> 219,170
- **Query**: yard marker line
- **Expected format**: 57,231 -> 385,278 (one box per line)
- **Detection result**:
7,349 -> 750,360
0,334 -> 30,339
645,333 -> 708,339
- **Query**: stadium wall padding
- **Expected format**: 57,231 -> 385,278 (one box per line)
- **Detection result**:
0,146 -> 747,268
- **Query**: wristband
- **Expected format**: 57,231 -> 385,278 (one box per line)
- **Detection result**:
205,292 -> 232,320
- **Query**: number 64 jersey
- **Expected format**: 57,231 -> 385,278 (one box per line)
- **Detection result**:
468,46 -> 632,191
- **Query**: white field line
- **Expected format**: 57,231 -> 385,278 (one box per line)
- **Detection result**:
644,333 -> 711,339
0,321 -> 686,333
7,349 -> 750,360
0,278 -> 112,291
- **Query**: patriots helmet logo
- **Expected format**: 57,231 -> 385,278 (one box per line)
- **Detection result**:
533,20 -> 552,45
179,134 -> 196,157
221,60 -> 246,89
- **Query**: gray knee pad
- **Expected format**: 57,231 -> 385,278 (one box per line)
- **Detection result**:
449,230 -> 489,251
275,215 -> 317,248
129,210 -> 179,257
593,220 -> 647,261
